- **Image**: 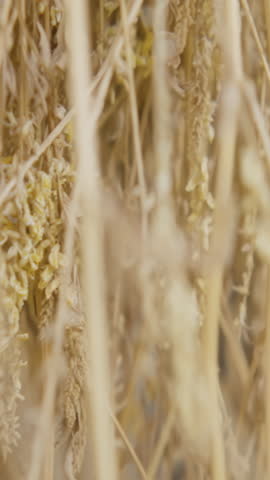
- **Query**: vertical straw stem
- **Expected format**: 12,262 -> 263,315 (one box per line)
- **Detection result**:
203,1 -> 243,478
265,269 -> 270,477
119,0 -> 148,238
263,1 -> 270,475
153,0 -> 173,209
63,1 -> 118,480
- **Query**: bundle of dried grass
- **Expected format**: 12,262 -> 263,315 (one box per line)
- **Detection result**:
2,1 -> 270,479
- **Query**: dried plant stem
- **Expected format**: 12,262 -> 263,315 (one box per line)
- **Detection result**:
18,0 -> 27,163
41,344 -> 54,480
26,8 -> 93,480
0,66 -> 4,155
221,303 -> 249,388
203,82 -> 239,480
147,410 -> 175,479
243,80 -> 270,171
119,0 -> 148,238
110,411 -> 148,480
261,6 -> 270,475
99,0 -> 104,47
64,1 -> 118,480
264,0 -> 270,58
204,280 -> 225,480
153,0 -> 173,209
203,2 -> 242,478
265,270 -> 270,477
0,0 -> 12,68
240,0 -> 270,87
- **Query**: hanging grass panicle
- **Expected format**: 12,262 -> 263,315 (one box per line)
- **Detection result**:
185,0 -> 217,252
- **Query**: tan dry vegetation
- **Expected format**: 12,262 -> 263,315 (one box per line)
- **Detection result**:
1,0 -> 270,479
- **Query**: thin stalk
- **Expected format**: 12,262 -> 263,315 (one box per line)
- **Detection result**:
153,0 -> 173,210
242,79 -> 270,172
64,1 -> 118,480
0,64 -> 5,155
99,0 -> 105,48
265,270 -> 270,477
240,0 -> 270,87
110,411 -> 148,480
203,81 -> 239,480
0,0 -> 13,69
147,410 -> 175,479
263,4 -> 270,475
18,0 -> 27,163
203,1 -> 243,479
220,303 -> 249,389
41,342 -> 55,480
119,0 -> 148,239
264,0 -> 270,59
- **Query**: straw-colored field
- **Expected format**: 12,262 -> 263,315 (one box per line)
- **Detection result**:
1,1 -> 270,479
